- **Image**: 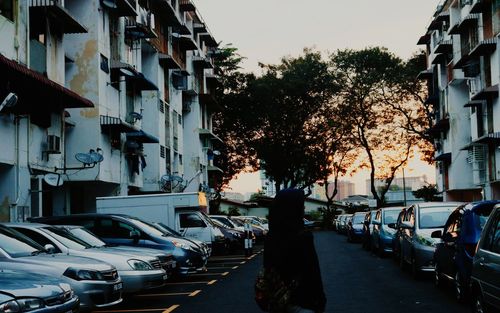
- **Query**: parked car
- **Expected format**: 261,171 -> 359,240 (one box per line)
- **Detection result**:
230,217 -> 267,242
371,207 -> 403,256
9,223 -> 170,294
57,224 -> 177,276
432,200 -> 500,301
211,219 -> 244,253
362,210 -> 378,250
210,215 -> 245,232
152,222 -> 211,258
339,214 -> 352,235
396,202 -> 462,278
31,214 -> 208,276
303,218 -> 317,229
470,203 -> 500,313
390,207 -> 407,261
0,269 -> 80,313
347,212 -> 366,242
0,224 -> 122,311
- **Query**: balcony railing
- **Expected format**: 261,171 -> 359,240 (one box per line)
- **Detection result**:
468,76 -> 483,98
29,0 -> 87,33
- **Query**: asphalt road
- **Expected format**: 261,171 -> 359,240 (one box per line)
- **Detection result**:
93,231 -> 470,313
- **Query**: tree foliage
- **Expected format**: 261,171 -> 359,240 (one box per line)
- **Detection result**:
412,184 -> 440,201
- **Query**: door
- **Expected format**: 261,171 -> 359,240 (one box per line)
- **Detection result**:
439,213 -> 460,278
177,212 -> 210,244
401,207 -> 415,262
95,218 -> 140,247
476,209 -> 500,307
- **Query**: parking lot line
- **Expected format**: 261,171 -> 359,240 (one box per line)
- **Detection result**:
221,271 -> 229,276
191,272 -> 228,276
209,256 -> 247,261
189,290 -> 202,297
205,266 -> 234,270
165,281 -> 213,285
136,292 -> 193,297
207,279 -> 217,285
232,266 -> 239,269
207,262 -> 243,266
162,305 -> 180,313
240,261 -> 246,264
93,307 -> 176,313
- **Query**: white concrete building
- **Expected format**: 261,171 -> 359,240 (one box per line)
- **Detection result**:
0,0 -> 221,220
419,0 -> 500,201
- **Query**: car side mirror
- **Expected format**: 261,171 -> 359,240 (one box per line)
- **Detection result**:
44,244 -> 56,254
388,223 -> 396,229
431,230 -> 442,239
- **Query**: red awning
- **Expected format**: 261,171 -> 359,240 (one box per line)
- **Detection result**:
0,54 -> 93,112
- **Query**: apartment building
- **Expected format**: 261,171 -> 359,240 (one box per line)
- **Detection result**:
418,0 -> 500,201
0,0 -> 221,221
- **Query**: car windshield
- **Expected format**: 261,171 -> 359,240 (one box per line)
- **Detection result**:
211,219 -> 227,228
67,228 -> 106,247
353,214 -> 365,223
231,218 -> 244,226
155,223 -> 182,237
0,226 -> 45,257
212,217 -> 237,228
127,218 -> 169,237
383,210 -> 400,225
43,227 -> 92,250
419,206 -> 456,229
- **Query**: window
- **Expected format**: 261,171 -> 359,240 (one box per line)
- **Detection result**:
0,0 -> 14,21
482,211 -> 500,253
179,213 -> 206,228
14,228 -> 62,254
160,145 -> 166,158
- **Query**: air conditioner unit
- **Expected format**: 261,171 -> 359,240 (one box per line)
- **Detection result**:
468,145 -> 487,184
46,135 -> 61,154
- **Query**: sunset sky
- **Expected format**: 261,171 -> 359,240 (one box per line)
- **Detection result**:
193,0 -> 441,196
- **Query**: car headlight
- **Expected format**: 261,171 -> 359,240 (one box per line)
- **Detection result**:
0,298 -> 45,312
63,267 -> 105,281
128,259 -> 153,271
172,240 -> 190,250
0,300 -> 21,313
415,235 -> 436,247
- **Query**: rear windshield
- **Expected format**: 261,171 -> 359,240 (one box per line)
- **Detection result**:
419,206 -> 456,229
383,210 -> 400,225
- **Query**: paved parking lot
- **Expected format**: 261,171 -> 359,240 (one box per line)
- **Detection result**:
91,231 -> 473,313
92,247 -> 263,313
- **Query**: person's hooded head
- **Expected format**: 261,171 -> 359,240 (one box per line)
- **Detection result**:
269,188 -> 305,235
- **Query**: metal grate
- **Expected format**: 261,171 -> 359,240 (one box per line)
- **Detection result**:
160,145 -> 166,159
101,269 -> 119,281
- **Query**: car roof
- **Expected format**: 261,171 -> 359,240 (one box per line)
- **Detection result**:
3,223 -> 46,229
414,202 -> 464,208
462,200 -> 500,212
381,206 -> 405,211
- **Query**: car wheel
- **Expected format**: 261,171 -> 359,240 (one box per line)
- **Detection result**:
411,254 -> 420,279
454,272 -> 466,302
471,289 -> 487,313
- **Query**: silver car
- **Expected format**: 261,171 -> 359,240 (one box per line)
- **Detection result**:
0,225 -> 122,312
9,223 -> 169,294
0,269 -> 79,312
399,202 -> 462,278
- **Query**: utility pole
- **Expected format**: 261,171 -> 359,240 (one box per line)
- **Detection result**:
402,168 -> 407,207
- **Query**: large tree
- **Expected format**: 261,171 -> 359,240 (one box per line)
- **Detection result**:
330,47 -> 423,207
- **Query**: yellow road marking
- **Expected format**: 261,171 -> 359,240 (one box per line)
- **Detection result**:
93,307 -> 177,313
232,266 -> 239,270
189,290 -> 202,297
206,266 -> 233,270
165,281 -> 212,285
207,262 -> 243,266
207,279 -> 217,285
209,257 -> 246,261
191,272 -> 227,276
162,305 -> 180,313
136,292 -> 191,297
221,271 -> 229,276
240,261 -> 246,264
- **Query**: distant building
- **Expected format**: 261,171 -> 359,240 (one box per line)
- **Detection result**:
222,192 -> 245,202
365,176 -> 428,195
330,180 -> 356,201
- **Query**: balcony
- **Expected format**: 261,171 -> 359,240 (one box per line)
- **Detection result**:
100,115 -> 139,133
468,38 -> 498,60
127,130 -> 159,144
179,0 -> 195,12
428,115 -> 450,137
434,39 -> 453,54
434,152 -> 451,163
198,128 -> 223,144
192,55 -> 213,69
125,7 -> 157,39
193,22 -> 207,34
447,62 -> 467,85
172,33 -> 198,51
424,93 -> 440,105
417,69 -> 433,80
428,11 -> 449,31
110,60 -> 159,91
29,0 -> 87,33
159,54 -> 181,70
471,83 -> 499,101
199,32 -> 218,48
472,132 -> 500,145
431,53 -> 448,65
199,93 -> 222,112
448,13 -> 480,35
101,0 -> 137,17
151,0 -> 181,27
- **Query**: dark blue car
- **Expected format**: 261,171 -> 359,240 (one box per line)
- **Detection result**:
432,200 -> 500,301
32,214 -> 207,276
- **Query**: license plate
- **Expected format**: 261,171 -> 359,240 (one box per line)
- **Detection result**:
163,274 -> 168,280
113,282 -> 123,292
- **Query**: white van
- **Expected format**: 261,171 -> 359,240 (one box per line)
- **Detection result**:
96,192 -> 224,250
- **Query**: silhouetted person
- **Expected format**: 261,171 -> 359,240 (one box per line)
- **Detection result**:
263,188 -> 326,313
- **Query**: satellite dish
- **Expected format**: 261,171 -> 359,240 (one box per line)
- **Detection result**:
44,173 -> 63,187
75,153 -> 93,165
89,150 -> 104,163
160,175 -> 171,184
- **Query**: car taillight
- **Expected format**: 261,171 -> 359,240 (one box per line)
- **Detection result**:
464,243 -> 477,257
